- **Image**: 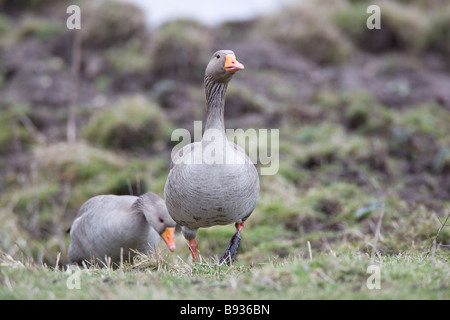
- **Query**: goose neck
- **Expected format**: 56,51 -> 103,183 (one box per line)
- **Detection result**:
204,77 -> 228,132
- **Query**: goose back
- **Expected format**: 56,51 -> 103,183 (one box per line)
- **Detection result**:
68,195 -> 160,264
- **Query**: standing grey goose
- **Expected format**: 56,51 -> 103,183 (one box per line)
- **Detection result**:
68,192 -> 176,265
164,50 -> 259,264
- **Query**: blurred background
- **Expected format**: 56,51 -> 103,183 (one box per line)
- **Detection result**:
0,0 -> 449,266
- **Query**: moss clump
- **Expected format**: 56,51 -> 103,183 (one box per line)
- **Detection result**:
343,91 -> 393,135
82,95 -> 174,152
313,90 -> 392,136
9,183 -> 60,237
433,146 -> 450,173
0,0 -> 49,12
293,123 -> 374,170
423,5 -> 450,56
33,142 -> 127,181
388,102 -> 450,165
393,102 -> 450,142
0,100 -> 35,153
225,84 -> 268,118
0,13 -> 11,37
333,2 -> 379,51
32,142 -> 150,207
82,1 -> 148,49
105,39 -> 151,75
260,2 -> 353,65
150,19 -> 213,80
334,0 -> 427,52
312,89 -> 345,110
15,15 -> 65,42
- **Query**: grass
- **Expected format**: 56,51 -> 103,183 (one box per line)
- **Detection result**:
82,95 -> 175,151
150,19 -> 213,80
1,249 -> 448,299
81,0 -> 148,49
259,1 -> 353,65
1,0 -> 450,301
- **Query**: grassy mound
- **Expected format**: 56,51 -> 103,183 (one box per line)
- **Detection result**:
150,19 -> 213,80
258,1 -> 353,65
334,0 -> 427,52
81,0 -> 148,49
82,95 -> 175,152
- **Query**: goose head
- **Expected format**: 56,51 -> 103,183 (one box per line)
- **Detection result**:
138,193 -> 177,252
205,50 -> 244,83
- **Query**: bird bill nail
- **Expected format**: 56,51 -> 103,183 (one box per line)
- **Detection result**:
161,227 -> 176,251
224,55 -> 244,72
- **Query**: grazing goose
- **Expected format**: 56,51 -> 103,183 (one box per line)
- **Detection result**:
164,50 -> 259,264
68,192 -> 176,265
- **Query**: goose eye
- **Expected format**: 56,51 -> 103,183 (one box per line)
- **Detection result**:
216,54 -> 220,59
159,218 -> 164,223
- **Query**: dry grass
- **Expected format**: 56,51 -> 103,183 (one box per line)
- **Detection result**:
1,0 -> 450,301
1,247 -> 448,300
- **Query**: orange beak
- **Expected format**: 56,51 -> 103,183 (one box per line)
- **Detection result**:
161,227 -> 176,252
224,55 -> 244,72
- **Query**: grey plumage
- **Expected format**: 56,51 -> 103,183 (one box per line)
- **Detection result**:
164,50 -> 259,261
68,192 -> 176,265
